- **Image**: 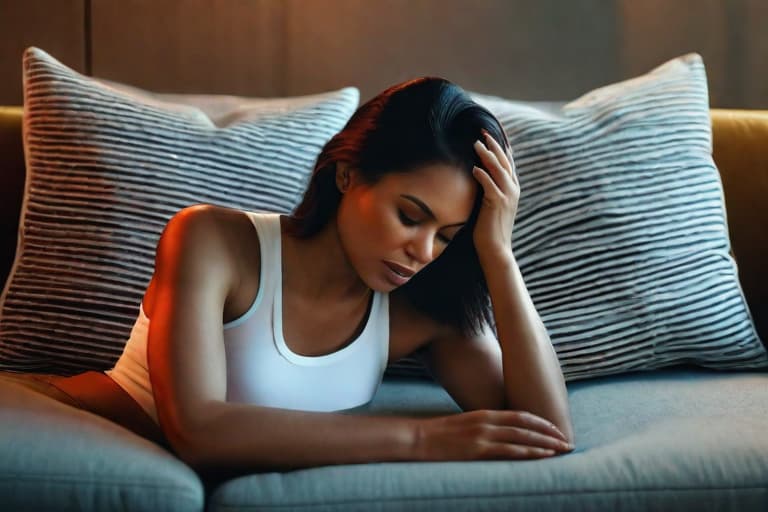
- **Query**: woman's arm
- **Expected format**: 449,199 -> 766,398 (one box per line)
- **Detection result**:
480,251 -> 574,444
472,131 -> 574,443
182,401 -> 419,473
146,205 -> 418,473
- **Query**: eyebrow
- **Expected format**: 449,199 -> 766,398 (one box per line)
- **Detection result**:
400,194 -> 466,227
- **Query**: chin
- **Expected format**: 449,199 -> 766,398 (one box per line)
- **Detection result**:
347,260 -> 385,293
367,274 -> 396,293
359,262 -> 398,293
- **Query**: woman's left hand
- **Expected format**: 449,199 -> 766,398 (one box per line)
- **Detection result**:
471,129 -> 519,262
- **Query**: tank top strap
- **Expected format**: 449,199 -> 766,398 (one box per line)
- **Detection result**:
244,211 -> 283,296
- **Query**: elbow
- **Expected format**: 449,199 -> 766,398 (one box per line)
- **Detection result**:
156,402 -> 221,471
159,418 -> 217,473
167,422 -> 258,475
170,426 -> 283,475
165,427 -> 207,471
173,431 -> 229,475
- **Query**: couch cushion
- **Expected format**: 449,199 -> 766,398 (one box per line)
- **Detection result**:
0,47 -> 359,374
207,368 -> 768,511
387,56 -> 768,382
0,378 -> 204,512
465,54 -> 766,381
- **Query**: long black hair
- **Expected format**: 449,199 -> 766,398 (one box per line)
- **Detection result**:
286,77 -> 510,337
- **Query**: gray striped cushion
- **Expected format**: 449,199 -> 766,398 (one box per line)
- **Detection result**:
0,47 -> 359,375
388,53 -> 768,381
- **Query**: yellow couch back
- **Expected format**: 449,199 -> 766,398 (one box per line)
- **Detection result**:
0,107 -> 765,338
710,110 -> 768,337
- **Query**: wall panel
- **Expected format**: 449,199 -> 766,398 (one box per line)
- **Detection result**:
90,0 -> 284,96
284,0 -> 621,103
619,0 -> 730,107
735,0 -> 768,109
0,0 -> 85,105
0,0 -> 765,107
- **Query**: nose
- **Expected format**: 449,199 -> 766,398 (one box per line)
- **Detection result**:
407,230 -> 436,266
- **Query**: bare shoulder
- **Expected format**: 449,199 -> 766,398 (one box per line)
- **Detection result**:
387,289 -> 448,364
142,204 -> 260,320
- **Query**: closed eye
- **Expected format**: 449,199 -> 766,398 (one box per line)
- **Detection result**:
398,209 -> 453,244
398,209 -> 418,226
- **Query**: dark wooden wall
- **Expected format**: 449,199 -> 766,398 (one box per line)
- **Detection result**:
1,0 -> 766,107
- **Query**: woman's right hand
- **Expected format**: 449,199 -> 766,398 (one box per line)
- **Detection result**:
414,409 -> 575,461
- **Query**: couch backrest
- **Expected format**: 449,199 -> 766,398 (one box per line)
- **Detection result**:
1,107 -> 766,338
0,107 -> 24,288
710,109 -> 768,338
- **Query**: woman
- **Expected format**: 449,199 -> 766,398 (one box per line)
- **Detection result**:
2,77 -> 574,475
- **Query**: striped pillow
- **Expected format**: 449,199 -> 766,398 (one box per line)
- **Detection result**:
0,47 -> 359,375
387,53 -> 768,381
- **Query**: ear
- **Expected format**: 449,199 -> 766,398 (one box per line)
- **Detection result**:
335,162 -> 353,193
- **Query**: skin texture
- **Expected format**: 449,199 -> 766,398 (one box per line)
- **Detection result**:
333,161 -> 476,293
138,133 -> 573,473
273,161 -> 476,358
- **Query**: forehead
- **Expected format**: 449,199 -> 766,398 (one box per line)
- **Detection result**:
377,162 -> 477,220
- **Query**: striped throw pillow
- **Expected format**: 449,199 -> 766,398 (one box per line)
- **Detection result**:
387,53 -> 768,381
0,47 -> 359,375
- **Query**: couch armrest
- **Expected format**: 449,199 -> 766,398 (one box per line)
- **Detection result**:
0,107 -> 24,290
711,109 -> 768,339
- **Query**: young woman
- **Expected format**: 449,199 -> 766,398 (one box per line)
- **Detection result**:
2,77 -> 574,475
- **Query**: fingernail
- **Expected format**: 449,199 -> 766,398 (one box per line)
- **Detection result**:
550,425 -> 567,439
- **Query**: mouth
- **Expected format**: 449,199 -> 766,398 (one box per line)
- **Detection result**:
383,261 -> 415,286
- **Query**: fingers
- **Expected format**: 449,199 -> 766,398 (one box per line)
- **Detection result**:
482,129 -> 518,183
418,410 -> 574,463
473,136 -> 517,193
480,129 -> 512,174
484,445 -> 558,460
506,147 -> 518,187
472,165 -> 503,199
473,139 -> 510,194
483,130 -> 516,176
491,425 -> 573,453
508,409 -> 569,442
480,410 -> 574,459
480,129 -> 518,187
473,409 -> 569,442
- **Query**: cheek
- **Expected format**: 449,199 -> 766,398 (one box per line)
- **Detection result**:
338,192 -> 389,262
359,197 -> 398,253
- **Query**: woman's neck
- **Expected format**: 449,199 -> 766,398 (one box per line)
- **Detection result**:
279,215 -> 372,303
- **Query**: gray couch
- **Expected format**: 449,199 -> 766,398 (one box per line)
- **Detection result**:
1,104 -> 767,511
3,366 -> 767,511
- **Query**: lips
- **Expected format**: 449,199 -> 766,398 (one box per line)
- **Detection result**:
384,261 -> 415,286
384,261 -> 415,278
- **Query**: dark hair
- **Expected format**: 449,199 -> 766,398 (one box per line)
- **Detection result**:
286,77 -> 510,338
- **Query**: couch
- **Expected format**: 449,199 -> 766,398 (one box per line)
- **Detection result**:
2,93 -> 768,511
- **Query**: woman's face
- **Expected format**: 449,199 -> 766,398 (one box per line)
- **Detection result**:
336,162 -> 478,292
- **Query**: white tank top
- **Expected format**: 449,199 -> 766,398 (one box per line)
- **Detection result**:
105,211 -> 390,425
